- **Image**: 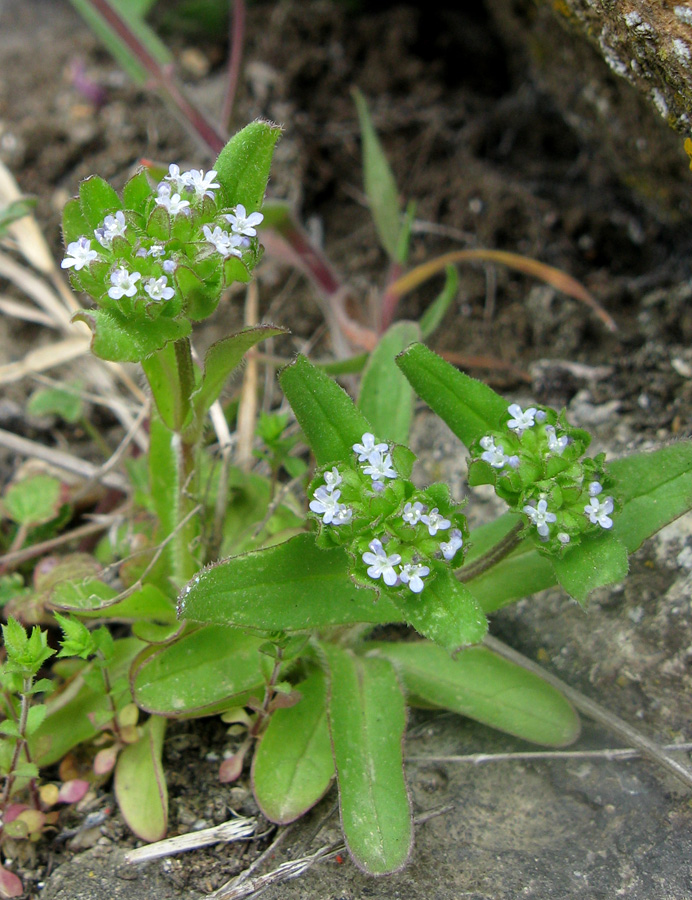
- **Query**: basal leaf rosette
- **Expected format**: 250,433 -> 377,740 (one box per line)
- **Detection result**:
307,432 -> 468,599
61,122 -> 280,363
468,403 -> 618,555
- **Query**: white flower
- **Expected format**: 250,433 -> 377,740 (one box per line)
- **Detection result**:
184,168 -> 220,200
323,467 -> 343,492
402,501 -> 425,525
557,532 -> 571,544
225,203 -> 264,237
584,495 -> 614,529
162,259 -> 177,274
421,508 -> 451,536
399,563 -> 430,594
523,499 -> 557,537
440,529 -> 463,560
148,243 -> 166,258
202,224 -> 243,258
480,436 -> 508,469
144,275 -> 175,302
353,433 -> 388,461
61,237 -> 98,270
506,455 -> 520,469
94,210 -> 127,248
331,505 -> 353,526
362,539 -> 401,586
162,164 -> 188,192
507,403 -> 537,433
155,184 -> 190,216
535,410 -> 547,422
545,425 -> 569,455
309,486 -> 342,524
362,450 -> 398,482
108,266 -> 141,299
588,481 -> 603,496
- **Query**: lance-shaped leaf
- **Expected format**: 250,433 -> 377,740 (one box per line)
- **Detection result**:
353,89 -> 402,262
73,308 -> 191,364
62,197 -> 90,245
383,565 -> 487,652
467,441 -> 692,610
358,321 -> 420,445
185,325 -> 287,441
367,641 -> 580,747
115,715 -> 168,842
214,120 -> 282,211
131,626 -> 266,717
396,342 -> 508,448
141,342 -> 187,432
252,670 -> 334,824
279,355 -> 373,466
178,533 -> 400,631
419,265 -> 458,339
321,645 -> 412,875
78,175 -> 122,229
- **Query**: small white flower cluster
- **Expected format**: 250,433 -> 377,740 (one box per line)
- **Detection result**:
107,265 -> 174,303
61,236 -> 99,271
155,164 -> 221,214
94,210 -> 127,249
479,436 -> 520,470
362,539 -> 430,594
583,481 -> 614,529
203,204 -> 264,259
309,467 -> 352,526
353,432 -> 397,489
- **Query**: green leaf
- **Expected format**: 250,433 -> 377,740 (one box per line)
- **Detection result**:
321,645 -> 412,875
353,89 -> 402,262
419,265 -> 459,339
122,169 -> 154,213
62,197 -> 91,245
357,321 -> 420,445
25,704 -> 47,737
115,715 -> 167,842
552,533 -> 629,604
2,475 -> 62,527
0,197 -> 37,236
186,325 -> 288,441
214,120 -> 282,211
251,670 -> 334,824
73,308 -> 191,363
396,342 -> 508,448
367,641 -> 580,747
178,534 -> 400,632
141,342 -> 186,431
279,355 -> 373,466
383,565 -> 487,652
78,175 -> 122,230
27,386 -> 83,424
131,626 -> 267,716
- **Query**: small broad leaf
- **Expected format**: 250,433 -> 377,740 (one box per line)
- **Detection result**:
186,325 -> 288,441
552,533 -> 629,605
0,197 -> 37,237
368,641 -> 580,747
321,645 -> 412,875
382,565 -> 487,652
396,342 -> 508,448
252,669 -> 334,824
27,386 -> 83,424
122,169 -> 154,213
131,626 -> 267,716
214,120 -> 282,211
353,89 -> 402,262
279,355 -> 373,466
178,534 -> 400,632
25,704 -> 47,737
74,308 -> 191,364
0,865 -> 23,898
114,715 -> 167,842
2,474 -> 62,526
357,320 -> 420,445
62,197 -> 90,245
78,175 -> 122,230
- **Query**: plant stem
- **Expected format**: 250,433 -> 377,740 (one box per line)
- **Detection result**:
0,677 -> 32,808
457,522 -> 524,583
484,634 -> 692,791
174,337 -> 195,435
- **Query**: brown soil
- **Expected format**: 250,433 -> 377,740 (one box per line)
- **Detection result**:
1,1 -> 692,898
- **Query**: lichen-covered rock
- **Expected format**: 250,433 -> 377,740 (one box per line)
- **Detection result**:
487,0 -> 692,222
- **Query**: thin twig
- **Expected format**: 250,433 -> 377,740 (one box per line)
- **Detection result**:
406,742 -> 692,766
123,817 -> 257,864
0,514 -> 124,571
0,427 -> 128,492
484,634 -> 692,791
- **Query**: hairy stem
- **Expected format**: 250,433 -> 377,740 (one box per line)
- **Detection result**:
457,522 -> 524,584
0,677 -> 32,809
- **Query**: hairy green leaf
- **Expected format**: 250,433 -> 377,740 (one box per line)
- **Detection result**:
214,120 -> 282,211
115,715 -> 168,842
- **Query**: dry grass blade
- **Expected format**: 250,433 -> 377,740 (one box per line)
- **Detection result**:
0,159 -> 58,276
389,248 -> 617,333
0,336 -> 90,385
122,817 -> 257,864
0,250 -> 75,329
0,296 -> 56,327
